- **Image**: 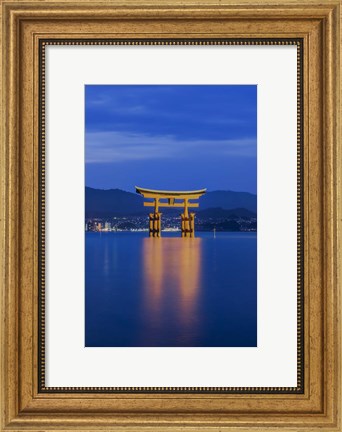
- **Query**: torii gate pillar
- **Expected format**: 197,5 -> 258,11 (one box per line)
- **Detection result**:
181,199 -> 196,238
149,212 -> 162,237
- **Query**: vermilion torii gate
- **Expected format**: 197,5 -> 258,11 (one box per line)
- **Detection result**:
136,186 -> 206,238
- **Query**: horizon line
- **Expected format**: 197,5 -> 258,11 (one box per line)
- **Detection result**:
85,185 -> 257,195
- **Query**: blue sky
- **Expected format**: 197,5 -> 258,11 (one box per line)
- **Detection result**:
85,85 -> 257,193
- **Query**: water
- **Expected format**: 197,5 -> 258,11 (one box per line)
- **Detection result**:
85,232 -> 257,347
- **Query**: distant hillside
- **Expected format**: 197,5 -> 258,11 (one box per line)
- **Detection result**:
200,190 -> 256,213
196,207 -> 256,219
85,187 -> 142,218
85,187 -> 257,218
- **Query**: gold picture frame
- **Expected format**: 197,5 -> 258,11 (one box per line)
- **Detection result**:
0,0 -> 340,430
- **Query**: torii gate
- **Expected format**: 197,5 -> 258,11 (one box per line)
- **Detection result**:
135,186 -> 206,238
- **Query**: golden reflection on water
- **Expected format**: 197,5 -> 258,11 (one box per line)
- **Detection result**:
142,237 -> 202,343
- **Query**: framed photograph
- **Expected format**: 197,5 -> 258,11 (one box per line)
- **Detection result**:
84,84 -> 258,350
1,0 -> 340,431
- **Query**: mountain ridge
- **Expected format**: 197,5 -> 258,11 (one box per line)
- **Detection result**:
85,186 -> 257,218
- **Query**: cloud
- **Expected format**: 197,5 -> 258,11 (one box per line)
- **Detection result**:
85,131 -> 256,163
85,85 -> 257,134
86,95 -> 149,115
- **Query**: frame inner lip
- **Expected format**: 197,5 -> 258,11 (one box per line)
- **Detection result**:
38,37 -> 304,394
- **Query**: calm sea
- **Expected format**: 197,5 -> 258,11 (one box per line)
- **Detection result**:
85,231 -> 257,347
